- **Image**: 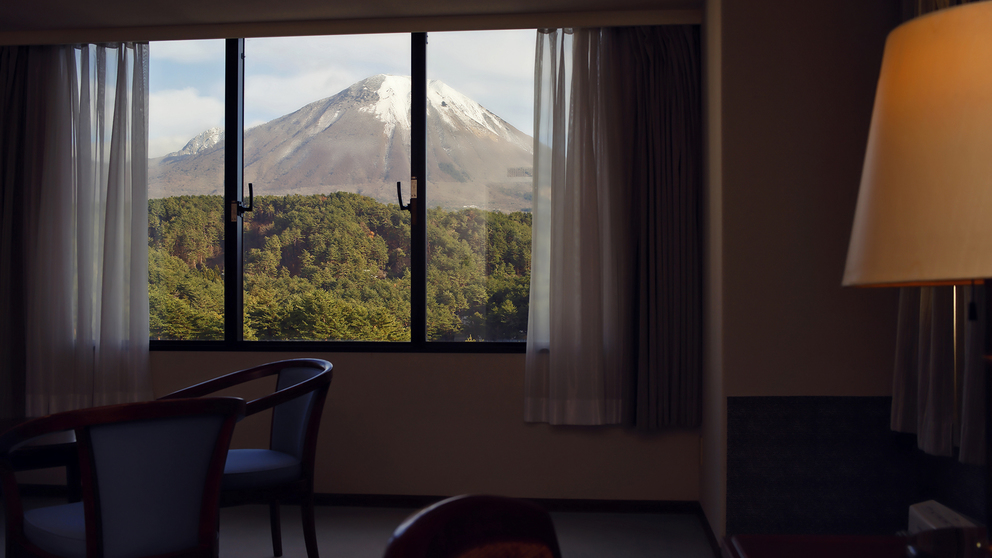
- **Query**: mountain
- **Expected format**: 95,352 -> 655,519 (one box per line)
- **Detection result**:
148,75 -> 534,212
175,127 -> 223,157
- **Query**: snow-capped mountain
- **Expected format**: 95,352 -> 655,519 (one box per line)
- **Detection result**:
149,75 -> 533,211
168,127 -> 224,158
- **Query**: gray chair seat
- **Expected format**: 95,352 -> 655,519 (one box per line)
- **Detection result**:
223,449 -> 301,490
23,502 -> 86,558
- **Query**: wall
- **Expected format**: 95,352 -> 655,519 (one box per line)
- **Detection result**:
152,351 -> 701,500
721,0 -> 900,399
701,0 -> 726,537
706,0 -> 903,536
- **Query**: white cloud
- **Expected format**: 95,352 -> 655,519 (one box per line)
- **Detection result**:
148,31 -> 536,154
150,40 -> 225,64
148,88 -> 224,157
246,35 -> 408,76
242,34 -> 410,125
244,68 -> 361,124
429,30 -> 535,132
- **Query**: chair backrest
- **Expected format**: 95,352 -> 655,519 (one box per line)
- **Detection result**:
271,364 -> 329,459
157,357 -> 332,465
382,495 -> 563,558
0,398 -> 244,558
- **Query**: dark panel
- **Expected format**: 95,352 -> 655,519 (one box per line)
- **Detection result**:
727,396 -> 984,536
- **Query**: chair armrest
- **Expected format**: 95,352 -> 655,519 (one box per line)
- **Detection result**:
159,359 -> 332,417
243,372 -> 331,416
159,360 -> 296,400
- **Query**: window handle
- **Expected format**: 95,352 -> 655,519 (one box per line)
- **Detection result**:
231,183 -> 254,222
396,181 -> 411,211
239,183 -> 254,215
397,178 -> 417,225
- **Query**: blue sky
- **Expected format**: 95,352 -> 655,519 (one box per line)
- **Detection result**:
148,30 -> 536,158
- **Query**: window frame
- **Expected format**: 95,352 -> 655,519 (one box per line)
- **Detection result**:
149,34 -> 527,354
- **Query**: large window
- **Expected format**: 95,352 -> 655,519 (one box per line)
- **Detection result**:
148,31 -> 534,350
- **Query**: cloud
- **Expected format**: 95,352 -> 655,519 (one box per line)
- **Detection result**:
246,34 -> 408,76
148,31 -> 536,152
428,30 -> 535,132
150,40 -> 225,64
244,68 -> 361,124
242,34 -> 410,125
148,88 -> 224,157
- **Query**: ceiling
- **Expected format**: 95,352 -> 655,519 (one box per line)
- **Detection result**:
1,0 -> 702,44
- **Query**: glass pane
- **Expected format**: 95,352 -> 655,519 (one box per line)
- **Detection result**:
147,39 -> 226,340
243,35 -> 412,341
426,30 -> 535,341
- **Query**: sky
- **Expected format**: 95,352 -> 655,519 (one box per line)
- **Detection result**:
148,30 -> 536,158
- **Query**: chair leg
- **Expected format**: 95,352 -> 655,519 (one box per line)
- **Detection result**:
269,501 -> 283,557
302,492 -> 319,558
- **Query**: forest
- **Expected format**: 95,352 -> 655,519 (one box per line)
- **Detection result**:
148,192 -> 532,342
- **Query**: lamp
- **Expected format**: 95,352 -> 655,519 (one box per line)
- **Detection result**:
843,2 -> 992,552
844,3 -> 992,288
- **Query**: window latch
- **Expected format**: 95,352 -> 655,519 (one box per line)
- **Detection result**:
230,183 -> 254,222
396,180 -> 413,211
397,178 -> 417,225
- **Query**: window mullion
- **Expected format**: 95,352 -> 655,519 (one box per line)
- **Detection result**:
410,32 -> 428,344
224,38 -> 245,343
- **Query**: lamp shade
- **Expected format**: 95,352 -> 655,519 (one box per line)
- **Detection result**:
843,2 -> 992,287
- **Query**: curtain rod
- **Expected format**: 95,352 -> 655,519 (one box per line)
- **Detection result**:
0,9 -> 702,46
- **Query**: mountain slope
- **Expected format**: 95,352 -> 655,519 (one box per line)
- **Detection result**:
149,75 -> 533,211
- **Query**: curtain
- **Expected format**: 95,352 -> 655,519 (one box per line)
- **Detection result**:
889,0 -> 984,465
525,27 -> 702,428
0,43 -> 151,418
891,285 -> 985,464
0,47 -> 30,422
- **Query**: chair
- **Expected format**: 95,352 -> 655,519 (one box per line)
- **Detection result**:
382,495 -> 563,558
160,358 -> 333,558
0,397 -> 245,558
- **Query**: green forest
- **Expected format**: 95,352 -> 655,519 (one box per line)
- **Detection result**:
148,193 -> 532,342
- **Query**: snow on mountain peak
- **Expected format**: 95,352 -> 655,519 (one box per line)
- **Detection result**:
357,74 -> 411,138
349,75 -> 523,146
171,127 -> 224,158
427,80 -> 512,141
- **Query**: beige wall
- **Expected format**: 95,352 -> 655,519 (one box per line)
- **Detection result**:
720,0 -> 900,398
152,351 -> 700,500
701,0 -> 902,537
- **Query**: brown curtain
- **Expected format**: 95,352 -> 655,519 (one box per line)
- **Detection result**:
525,26 -> 702,428
0,46 -> 31,423
612,27 -> 703,428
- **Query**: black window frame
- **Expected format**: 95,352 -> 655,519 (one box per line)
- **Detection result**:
150,33 -> 527,354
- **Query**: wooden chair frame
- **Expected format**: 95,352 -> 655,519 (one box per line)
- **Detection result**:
0,398 -> 245,558
383,495 -> 563,558
160,358 -> 333,558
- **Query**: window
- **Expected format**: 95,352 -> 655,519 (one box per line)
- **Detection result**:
148,32 -> 534,351
148,39 -> 226,341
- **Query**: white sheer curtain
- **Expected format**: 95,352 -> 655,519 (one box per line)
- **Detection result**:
525,29 -> 628,425
2,44 -> 152,416
525,27 -> 702,427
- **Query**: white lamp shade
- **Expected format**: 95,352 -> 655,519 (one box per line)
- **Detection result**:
843,2 -> 992,287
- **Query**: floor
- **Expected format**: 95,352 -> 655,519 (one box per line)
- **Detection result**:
221,504 -> 717,558
4,499 -> 718,558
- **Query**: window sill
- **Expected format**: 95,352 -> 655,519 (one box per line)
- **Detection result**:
149,340 -> 526,354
